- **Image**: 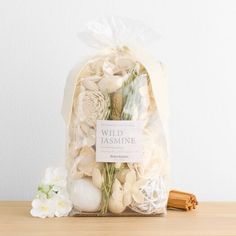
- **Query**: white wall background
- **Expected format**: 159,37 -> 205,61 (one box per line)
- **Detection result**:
0,0 -> 236,201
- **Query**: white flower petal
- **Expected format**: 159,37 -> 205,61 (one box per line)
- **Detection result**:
31,199 -> 41,208
54,196 -> 72,217
30,199 -> 55,218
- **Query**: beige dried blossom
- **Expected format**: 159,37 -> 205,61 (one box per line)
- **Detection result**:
79,90 -> 110,127
123,169 -> 146,206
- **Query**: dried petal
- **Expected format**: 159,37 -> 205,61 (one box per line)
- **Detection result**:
123,182 -> 132,192
123,192 -> 132,206
117,168 -> 130,184
133,179 -> 147,190
92,168 -> 103,189
79,146 -> 95,158
98,75 -> 124,94
71,146 -> 96,177
111,179 -> 123,201
114,163 -> 121,169
70,157 -> 84,179
82,80 -> 99,91
78,155 -> 96,176
108,198 -> 126,214
103,60 -> 117,75
84,134 -> 95,147
80,75 -> 101,82
115,56 -> 134,71
80,122 -> 90,135
132,189 -> 145,204
125,169 -> 136,185
112,179 -> 123,192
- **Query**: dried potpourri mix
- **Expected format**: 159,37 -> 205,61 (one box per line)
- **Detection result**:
31,17 -> 169,218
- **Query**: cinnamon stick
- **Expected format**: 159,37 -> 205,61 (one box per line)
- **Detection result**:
167,190 -> 198,211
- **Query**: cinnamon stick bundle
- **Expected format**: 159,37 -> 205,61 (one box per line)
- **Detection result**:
167,190 -> 198,211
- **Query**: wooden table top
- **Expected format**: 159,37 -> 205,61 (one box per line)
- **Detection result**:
0,202 -> 236,236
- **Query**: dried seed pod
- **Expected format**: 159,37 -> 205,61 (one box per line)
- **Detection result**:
110,89 -> 123,120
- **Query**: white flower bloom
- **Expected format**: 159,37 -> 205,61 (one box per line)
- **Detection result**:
31,166 -> 72,218
54,195 -> 72,217
30,199 -> 55,218
42,167 -> 67,187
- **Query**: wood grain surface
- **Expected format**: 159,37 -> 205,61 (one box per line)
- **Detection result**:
0,202 -> 235,236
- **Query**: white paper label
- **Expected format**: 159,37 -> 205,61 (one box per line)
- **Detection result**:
96,120 -> 143,163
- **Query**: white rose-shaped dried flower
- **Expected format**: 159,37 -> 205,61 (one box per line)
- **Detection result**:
79,90 -> 110,127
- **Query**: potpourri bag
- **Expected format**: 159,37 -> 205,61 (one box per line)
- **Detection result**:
62,17 -> 170,216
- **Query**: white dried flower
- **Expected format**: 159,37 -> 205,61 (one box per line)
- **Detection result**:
123,170 -> 146,206
78,90 -> 110,127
